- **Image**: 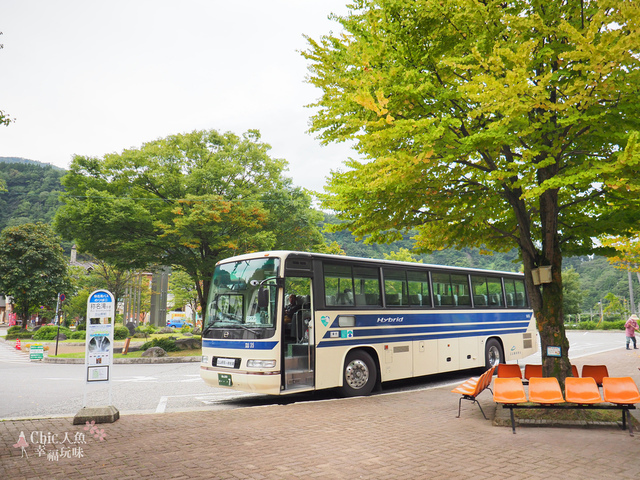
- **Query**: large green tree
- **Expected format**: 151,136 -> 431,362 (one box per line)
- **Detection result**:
304,0 -> 640,382
54,129 -> 324,313
0,223 -> 71,327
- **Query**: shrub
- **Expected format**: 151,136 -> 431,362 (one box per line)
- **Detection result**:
32,326 -> 73,341
180,324 -> 192,334
141,337 -> 179,352
76,321 -> 86,331
6,331 -> 34,340
7,325 -> 24,335
136,324 -> 157,335
602,320 -> 625,330
70,331 -> 86,340
114,326 -> 130,340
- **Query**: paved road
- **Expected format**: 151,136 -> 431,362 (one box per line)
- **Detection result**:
0,330 -> 627,420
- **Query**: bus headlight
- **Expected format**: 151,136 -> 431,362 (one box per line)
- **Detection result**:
247,359 -> 276,369
201,355 -> 209,364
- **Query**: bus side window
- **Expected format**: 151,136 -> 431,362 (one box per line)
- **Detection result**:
487,277 -> 504,306
324,264 -> 353,307
407,270 -> 429,308
514,279 -> 527,306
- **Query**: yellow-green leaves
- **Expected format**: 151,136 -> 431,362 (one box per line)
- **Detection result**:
306,0 -> 640,259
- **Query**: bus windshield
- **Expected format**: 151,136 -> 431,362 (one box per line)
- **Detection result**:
203,257 -> 280,339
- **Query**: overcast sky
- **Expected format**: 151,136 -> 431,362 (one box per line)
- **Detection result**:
0,0 -> 357,194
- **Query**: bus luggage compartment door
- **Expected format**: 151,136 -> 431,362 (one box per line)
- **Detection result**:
438,338 -> 460,372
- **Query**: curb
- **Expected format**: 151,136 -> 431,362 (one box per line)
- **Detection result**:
43,356 -> 201,364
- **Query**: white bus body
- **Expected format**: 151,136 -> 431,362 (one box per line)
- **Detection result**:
200,251 -> 537,396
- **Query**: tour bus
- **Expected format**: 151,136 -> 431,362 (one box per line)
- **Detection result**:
200,251 -> 537,396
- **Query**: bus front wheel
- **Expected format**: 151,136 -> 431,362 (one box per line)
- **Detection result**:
485,339 -> 503,370
340,350 -> 377,397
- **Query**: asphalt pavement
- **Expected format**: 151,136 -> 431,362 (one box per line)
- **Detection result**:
2,340 -> 640,479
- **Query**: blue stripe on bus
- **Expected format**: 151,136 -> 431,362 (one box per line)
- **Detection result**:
322,321 -> 529,339
317,328 -> 527,348
202,339 -> 278,350
330,311 -> 532,328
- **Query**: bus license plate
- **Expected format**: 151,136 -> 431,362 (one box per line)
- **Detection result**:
218,373 -> 232,387
216,357 -> 235,368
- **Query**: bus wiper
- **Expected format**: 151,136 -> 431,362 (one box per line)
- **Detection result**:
234,323 -> 260,335
213,316 -> 260,335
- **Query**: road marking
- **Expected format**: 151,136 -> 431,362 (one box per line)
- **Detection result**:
0,342 -> 35,365
154,390 -> 252,413
156,396 -> 168,413
114,376 -> 158,383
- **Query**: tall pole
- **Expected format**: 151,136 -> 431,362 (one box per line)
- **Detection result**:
629,270 -> 637,315
54,293 -> 61,356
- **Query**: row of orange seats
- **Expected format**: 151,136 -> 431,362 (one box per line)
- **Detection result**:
494,375 -> 640,434
497,363 -> 610,386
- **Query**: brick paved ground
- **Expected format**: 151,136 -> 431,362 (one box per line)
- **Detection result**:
2,346 -> 640,479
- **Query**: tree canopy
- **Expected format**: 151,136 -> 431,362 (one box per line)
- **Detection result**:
0,223 -> 70,326
54,129 -> 325,313
304,0 -> 640,381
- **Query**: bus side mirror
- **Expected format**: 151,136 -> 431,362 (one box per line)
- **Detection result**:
257,287 -> 269,308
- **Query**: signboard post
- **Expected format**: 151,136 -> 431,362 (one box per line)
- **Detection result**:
75,289 -> 120,425
85,290 -> 115,385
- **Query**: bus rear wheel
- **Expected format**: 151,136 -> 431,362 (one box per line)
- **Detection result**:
340,350 -> 377,397
485,339 -> 503,370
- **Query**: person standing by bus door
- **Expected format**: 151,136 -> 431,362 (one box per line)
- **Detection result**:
625,314 -> 639,349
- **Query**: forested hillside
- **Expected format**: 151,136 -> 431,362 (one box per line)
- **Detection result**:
0,156 -> 64,169
0,159 -> 66,231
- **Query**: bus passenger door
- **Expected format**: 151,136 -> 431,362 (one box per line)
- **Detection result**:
282,277 -> 315,391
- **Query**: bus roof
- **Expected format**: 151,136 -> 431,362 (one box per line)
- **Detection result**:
216,250 -> 525,278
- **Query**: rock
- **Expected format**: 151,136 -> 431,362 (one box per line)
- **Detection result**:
158,327 -> 174,334
141,347 -> 167,357
192,327 -> 202,335
175,338 -> 201,350
55,333 -> 67,341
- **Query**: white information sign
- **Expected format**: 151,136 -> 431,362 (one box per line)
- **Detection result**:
85,290 -> 115,383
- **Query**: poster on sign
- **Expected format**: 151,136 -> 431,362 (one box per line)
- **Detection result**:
85,290 -> 115,383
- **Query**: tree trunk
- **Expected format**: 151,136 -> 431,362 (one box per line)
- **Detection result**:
538,252 -> 572,389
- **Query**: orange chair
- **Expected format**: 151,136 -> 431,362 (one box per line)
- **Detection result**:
451,366 -> 496,419
565,377 -> 602,405
493,377 -> 527,434
528,377 -> 564,404
497,363 -> 523,379
602,377 -> 640,435
523,364 -> 542,383
571,365 -> 579,378
582,365 -> 609,387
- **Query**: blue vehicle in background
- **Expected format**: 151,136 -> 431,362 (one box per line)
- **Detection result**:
167,319 -> 193,328
166,312 -> 193,329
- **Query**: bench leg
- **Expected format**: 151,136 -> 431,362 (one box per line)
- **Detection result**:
509,407 -> 517,434
457,396 -> 488,420
625,409 -> 634,437
476,400 -> 488,420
